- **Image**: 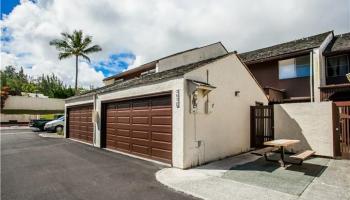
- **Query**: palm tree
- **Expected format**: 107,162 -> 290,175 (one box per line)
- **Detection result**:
50,30 -> 102,94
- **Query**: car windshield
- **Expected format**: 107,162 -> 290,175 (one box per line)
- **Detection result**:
58,116 -> 64,121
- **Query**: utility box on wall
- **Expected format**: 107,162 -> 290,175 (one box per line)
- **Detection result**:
205,100 -> 214,114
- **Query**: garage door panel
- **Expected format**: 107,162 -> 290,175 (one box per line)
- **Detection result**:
132,130 -> 149,139
151,141 -> 172,150
115,111 -> 130,117
105,94 -> 172,164
116,129 -> 130,137
152,132 -> 172,142
114,123 -> 131,130
131,110 -> 150,116
150,125 -> 171,133
131,138 -> 149,146
150,109 -> 172,116
132,144 -> 149,155
132,124 -> 149,132
115,135 -> 130,143
151,116 -> 171,125
132,101 -> 149,109
68,105 -> 93,144
107,111 -> 115,117
117,116 -> 130,123
116,102 -> 131,109
152,148 -> 172,160
116,141 -> 130,151
106,123 -> 115,129
132,116 -> 149,124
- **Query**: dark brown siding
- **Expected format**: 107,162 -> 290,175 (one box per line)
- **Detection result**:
325,53 -> 350,85
105,94 -> 172,164
68,105 -> 94,143
247,60 -> 310,99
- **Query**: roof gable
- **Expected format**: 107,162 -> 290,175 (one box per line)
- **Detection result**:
67,54 -> 230,100
103,42 -> 227,81
324,32 -> 350,55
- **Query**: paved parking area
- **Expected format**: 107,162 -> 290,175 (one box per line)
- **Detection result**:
157,152 -> 350,200
1,128 -> 197,200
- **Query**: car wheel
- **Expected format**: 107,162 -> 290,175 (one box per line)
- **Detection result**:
55,125 -> 63,133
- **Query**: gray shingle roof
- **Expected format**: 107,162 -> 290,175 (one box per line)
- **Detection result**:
239,31 -> 332,64
66,54 -> 230,101
324,32 -> 350,55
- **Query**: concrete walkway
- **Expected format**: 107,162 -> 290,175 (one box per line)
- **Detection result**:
156,153 -> 350,200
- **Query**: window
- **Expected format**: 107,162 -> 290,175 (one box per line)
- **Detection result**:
327,55 -> 349,77
278,55 -> 310,79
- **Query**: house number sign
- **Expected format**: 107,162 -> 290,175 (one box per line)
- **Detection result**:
176,89 -> 180,108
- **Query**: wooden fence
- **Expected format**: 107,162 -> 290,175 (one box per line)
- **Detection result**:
335,101 -> 350,159
250,105 -> 274,148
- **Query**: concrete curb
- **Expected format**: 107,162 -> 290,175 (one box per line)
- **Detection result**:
38,133 -> 64,138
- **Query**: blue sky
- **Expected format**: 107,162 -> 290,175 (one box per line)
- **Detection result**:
1,0 -> 137,83
93,52 -> 136,77
1,0 -> 20,20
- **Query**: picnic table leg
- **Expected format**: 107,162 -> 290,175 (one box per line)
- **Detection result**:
280,146 -> 285,167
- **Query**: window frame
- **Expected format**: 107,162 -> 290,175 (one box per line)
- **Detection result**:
326,54 -> 350,78
278,55 -> 311,80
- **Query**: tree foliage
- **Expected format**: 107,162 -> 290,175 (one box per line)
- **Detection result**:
50,30 -> 102,93
0,66 -> 76,99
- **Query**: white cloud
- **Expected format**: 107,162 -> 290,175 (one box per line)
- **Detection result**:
1,0 -> 349,87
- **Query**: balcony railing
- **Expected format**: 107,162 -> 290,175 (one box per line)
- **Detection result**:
320,83 -> 350,101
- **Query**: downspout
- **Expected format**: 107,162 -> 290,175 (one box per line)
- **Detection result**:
93,93 -> 97,146
310,51 -> 314,102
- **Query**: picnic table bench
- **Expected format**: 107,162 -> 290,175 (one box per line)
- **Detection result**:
290,150 -> 315,165
251,139 -> 315,167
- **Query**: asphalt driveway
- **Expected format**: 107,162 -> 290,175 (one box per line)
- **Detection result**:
1,128 -> 197,200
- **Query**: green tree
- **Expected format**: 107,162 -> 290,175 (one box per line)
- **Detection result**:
0,66 -> 77,99
1,66 -> 29,95
49,30 -> 102,94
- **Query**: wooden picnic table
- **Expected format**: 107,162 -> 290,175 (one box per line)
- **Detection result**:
264,139 -> 300,166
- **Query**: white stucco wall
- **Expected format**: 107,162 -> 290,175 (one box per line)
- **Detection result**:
157,43 -> 228,72
182,54 -> 268,168
0,114 -> 39,123
274,102 -> 334,157
96,78 -> 185,168
4,95 -> 65,111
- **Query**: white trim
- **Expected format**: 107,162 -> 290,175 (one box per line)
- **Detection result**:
104,148 -> 171,167
65,100 -> 94,107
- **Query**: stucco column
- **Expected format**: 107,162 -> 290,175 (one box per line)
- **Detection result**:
94,97 -> 101,147
312,49 -> 321,102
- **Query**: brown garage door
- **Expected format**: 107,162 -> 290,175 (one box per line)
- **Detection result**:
105,94 -> 172,164
68,105 -> 94,144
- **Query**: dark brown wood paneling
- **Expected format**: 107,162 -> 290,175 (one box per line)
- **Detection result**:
68,105 -> 93,144
105,94 -> 172,164
247,59 -> 310,99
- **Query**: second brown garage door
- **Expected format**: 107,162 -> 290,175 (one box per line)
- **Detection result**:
68,105 -> 94,144
105,94 -> 172,164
